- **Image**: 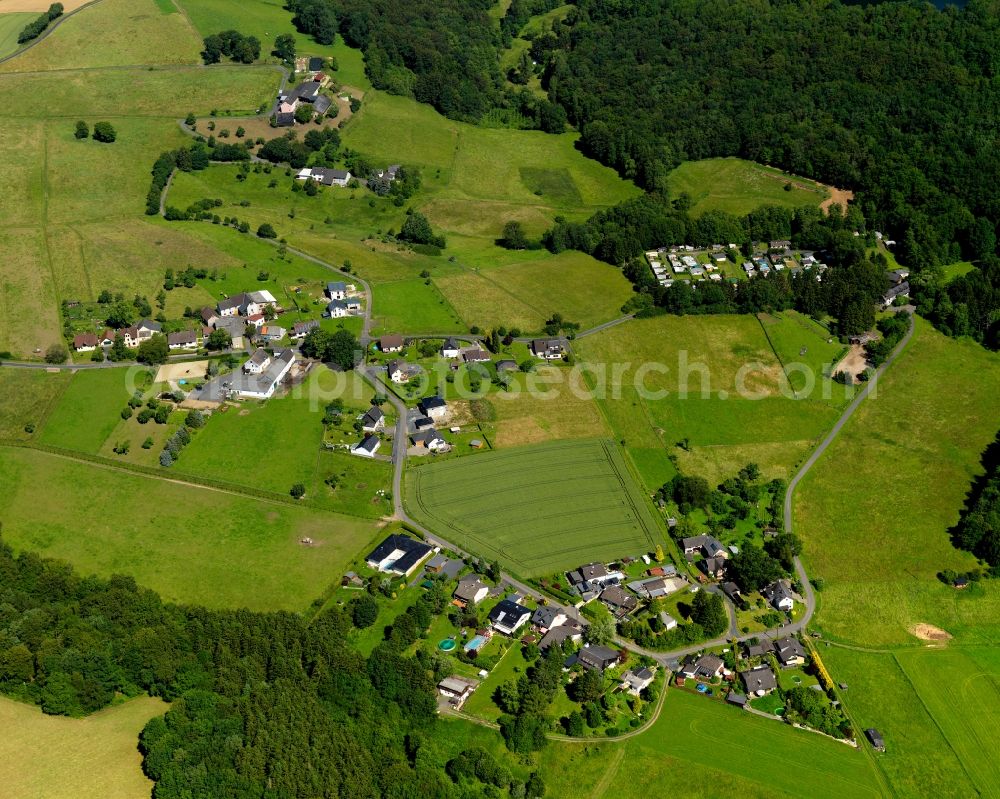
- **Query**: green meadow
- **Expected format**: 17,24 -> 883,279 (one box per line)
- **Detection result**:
0,695 -> 167,799
0,0 -> 201,72
39,368 -> 137,453
0,368 -> 71,440
0,13 -> 34,59
407,438 -> 662,576
667,157 -> 831,216
0,446 -> 381,611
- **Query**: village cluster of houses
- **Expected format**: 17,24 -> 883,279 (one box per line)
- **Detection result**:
275,60 -> 333,127
350,390 -> 454,459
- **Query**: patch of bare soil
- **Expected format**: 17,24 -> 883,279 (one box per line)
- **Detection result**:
832,344 -> 868,382
910,623 -> 952,642
822,187 -> 854,213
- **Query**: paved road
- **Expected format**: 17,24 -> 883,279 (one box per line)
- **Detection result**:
615,314 -> 916,667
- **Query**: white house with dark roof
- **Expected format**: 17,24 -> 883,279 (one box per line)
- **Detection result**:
741,665 -> 777,696
167,330 -> 198,350
621,667 -> 655,696
453,574 -> 489,605
326,281 -> 347,300
488,599 -> 531,635
361,405 -> 385,432
351,434 -> 381,458
531,339 -> 565,359
365,534 -> 431,576
531,605 -> 567,634
441,338 -> 460,358
325,299 -> 348,318
418,396 -> 447,420
774,636 -> 807,667
762,580 -> 795,612
290,320 -> 319,340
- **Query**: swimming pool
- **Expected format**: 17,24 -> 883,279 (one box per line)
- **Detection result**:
438,639 -> 456,652
464,635 -> 487,652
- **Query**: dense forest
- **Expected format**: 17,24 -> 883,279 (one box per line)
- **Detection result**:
0,539 -> 537,798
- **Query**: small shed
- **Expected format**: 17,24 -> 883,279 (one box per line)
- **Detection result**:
865,728 -> 885,751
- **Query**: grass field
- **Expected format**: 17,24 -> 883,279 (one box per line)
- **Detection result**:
39,368 -> 140,453
406,438 -> 663,575
176,368 -> 393,516
0,446 -> 381,611
667,158 -> 831,217
370,277 -> 465,334
176,0 -> 342,60
0,367 -> 71,439
795,319 -> 1000,646
0,695 -> 166,799
0,12 -> 33,58
757,311 -> 844,393
576,314 -> 848,486
0,0 -> 201,72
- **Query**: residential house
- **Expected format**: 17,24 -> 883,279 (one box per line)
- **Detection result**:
419,396 -> 448,420
531,605 -> 567,633
567,562 -> 624,591
412,415 -> 434,431
380,334 -> 405,353
453,574 -> 489,606
343,297 -> 361,312
600,585 -> 638,617
743,640 -> 772,659
365,534 -> 432,577
882,281 -> 910,308
410,428 -> 446,451
620,667 -> 655,696
774,636 -> 807,667
326,281 -> 347,300
441,338 -> 460,358
680,654 -> 726,681
244,349 -> 271,374
575,644 -> 621,673
741,665 -> 777,696
361,405 -> 385,432
201,307 -> 219,326
531,338 -> 565,360
217,291 -> 276,318
307,56 -> 324,72
297,167 -> 349,186
437,676 -> 477,710
626,576 -> 679,600
888,269 -> 910,285
224,349 -> 296,399
721,582 -> 743,603
762,581 -> 795,612
325,299 -> 348,318
488,599 -> 532,635
538,622 -> 583,652
212,316 -> 247,343
255,325 -> 285,344
167,330 -> 198,350
246,313 -> 266,329
462,348 -> 491,363
290,320 -> 319,340
351,435 -> 381,458
97,330 -> 115,347
73,333 -> 98,352
681,535 -> 728,560
700,557 -> 727,579
647,564 -> 677,578
387,360 -> 408,383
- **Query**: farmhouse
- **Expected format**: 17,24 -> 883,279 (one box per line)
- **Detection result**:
531,605 -> 567,633
243,348 -> 271,374
419,395 -> 448,420
573,644 -> 621,673
488,599 -> 532,635
297,167 -> 351,187
441,338 -> 460,358
620,667 -> 655,696
680,654 -> 726,681
762,580 -> 795,612
234,349 -> 296,399
361,405 -> 385,432
326,281 -> 347,300
167,330 -> 198,350
73,333 -> 98,352
290,320 -> 319,340
531,338 -> 565,360
380,334 -> 405,353
212,316 -> 247,342
437,676 -> 477,710
255,325 -> 286,344
774,636 -> 807,667
740,665 -> 778,696
217,291 -> 277,318
351,435 -> 381,458
453,574 -> 489,605
539,622 -> 583,652
365,534 -> 432,577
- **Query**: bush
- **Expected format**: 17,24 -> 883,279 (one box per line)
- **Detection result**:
290,482 -> 306,499
92,122 -> 117,143
44,344 -> 67,364
159,450 -> 173,467
257,223 -> 278,239
74,121 -> 89,140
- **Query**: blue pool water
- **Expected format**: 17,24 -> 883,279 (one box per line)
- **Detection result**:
465,635 -> 486,652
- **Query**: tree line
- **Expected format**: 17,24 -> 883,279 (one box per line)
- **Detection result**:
950,431 -> 1000,572
201,29 -> 261,64
17,3 -> 62,44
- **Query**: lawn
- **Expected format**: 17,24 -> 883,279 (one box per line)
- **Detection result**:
0,12 -> 34,59
667,157 -> 831,217
0,227 -> 63,356
406,438 -> 662,576
370,278 -> 465,334
757,310 -> 846,394
176,368 -> 392,516
0,0 -> 201,72
0,367 -> 71,440
39,368 -> 140,453
0,695 -> 167,799
0,446 -> 382,611
795,319 -> 1000,646
940,261 -> 976,283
